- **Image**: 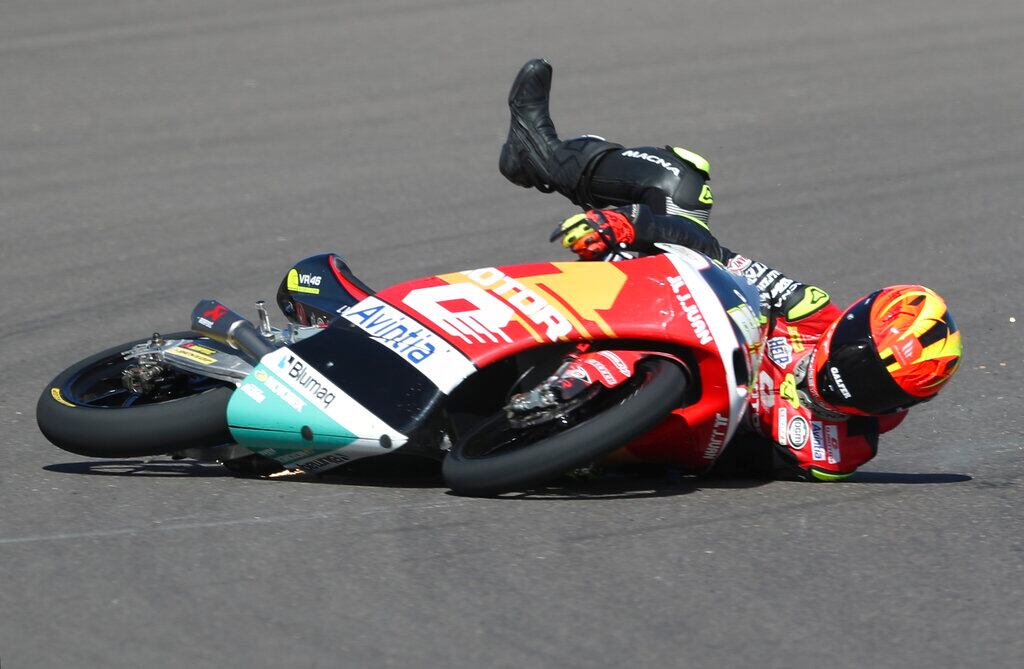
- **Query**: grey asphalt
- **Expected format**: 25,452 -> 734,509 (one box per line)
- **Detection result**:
1,1 -> 1022,667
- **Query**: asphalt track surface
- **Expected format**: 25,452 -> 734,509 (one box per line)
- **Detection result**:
2,1 -> 1022,667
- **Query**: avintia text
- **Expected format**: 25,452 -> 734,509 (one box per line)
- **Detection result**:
345,304 -> 437,363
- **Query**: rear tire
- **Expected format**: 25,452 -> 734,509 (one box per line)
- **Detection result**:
37,333 -> 234,458
443,358 -> 687,496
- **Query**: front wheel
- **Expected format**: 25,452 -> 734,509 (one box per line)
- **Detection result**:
443,358 -> 687,496
37,333 -> 234,458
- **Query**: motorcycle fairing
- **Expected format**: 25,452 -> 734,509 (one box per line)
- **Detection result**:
625,249 -> 752,469
339,296 -> 477,393
369,250 -> 759,468
227,346 -> 409,472
251,249 -> 760,473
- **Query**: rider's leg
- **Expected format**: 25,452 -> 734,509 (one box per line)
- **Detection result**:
499,59 -> 714,227
499,59 -> 622,202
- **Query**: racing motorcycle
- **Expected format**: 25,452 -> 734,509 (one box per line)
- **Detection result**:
36,244 -> 763,496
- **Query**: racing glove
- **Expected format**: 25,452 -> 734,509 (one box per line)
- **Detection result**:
551,209 -> 636,260
552,204 -> 724,262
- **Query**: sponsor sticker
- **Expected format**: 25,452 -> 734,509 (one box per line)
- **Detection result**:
166,346 -> 216,365
403,282 -> 516,344
727,254 -> 753,273
829,366 -> 852,399
703,412 -> 730,461
344,296 -> 476,392
825,424 -> 841,464
757,269 -> 782,293
270,447 -> 314,463
50,388 -> 75,407
621,149 -> 681,176
596,351 -> 632,377
181,341 -> 217,355
295,451 -> 351,473
583,358 -> 618,387
239,383 -> 266,404
787,415 -> 809,449
777,407 -> 788,446
287,268 -> 321,295
253,367 -> 306,413
810,421 -> 827,461
345,300 -> 442,365
758,371 -> 776,409
203,305 -> 228,322
667,275 -> 714,346
275,353 -> 337,410
743,262 -> 769,285
767,336 -> 793,368
462,267 -> 572,341
769,278 -> 794,301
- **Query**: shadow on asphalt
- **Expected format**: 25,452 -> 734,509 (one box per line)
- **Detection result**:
847,472 -> 973,484
44,460 -> 230,477
493,479 -> 704,501
42,459 -> 447,488
40,460 -> 723,497
485,466 -> 772,501
44,461 -> 973,496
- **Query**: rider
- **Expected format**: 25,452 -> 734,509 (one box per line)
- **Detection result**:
499,59 -> 962,481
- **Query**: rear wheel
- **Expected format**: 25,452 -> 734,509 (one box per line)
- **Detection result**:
37,333 -> 234,458
443,358 -> 687,496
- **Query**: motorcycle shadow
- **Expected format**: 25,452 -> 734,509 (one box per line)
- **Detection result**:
490,466 -> 771,501
44,462 -> 963,495
45,460 -> 230,478
42,459 -> 448,489
42,460 -> 766,497
498,469 -> 975,500
843,472 -> 972,484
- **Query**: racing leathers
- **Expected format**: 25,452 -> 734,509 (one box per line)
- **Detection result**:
499,59 -> 906,480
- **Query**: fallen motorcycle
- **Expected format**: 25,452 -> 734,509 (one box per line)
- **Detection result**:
37,244 -> 763,496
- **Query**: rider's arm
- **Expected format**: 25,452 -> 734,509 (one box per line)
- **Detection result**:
777,416 -> 891,481
626,205 -> 833,322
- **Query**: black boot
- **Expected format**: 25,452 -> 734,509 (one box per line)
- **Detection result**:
499,59 -> 561,192
499,60 -> 624,205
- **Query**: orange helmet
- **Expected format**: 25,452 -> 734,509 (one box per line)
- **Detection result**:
807,285 -> 962,415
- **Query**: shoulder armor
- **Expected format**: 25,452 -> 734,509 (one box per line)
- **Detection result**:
784,285 -> 831,321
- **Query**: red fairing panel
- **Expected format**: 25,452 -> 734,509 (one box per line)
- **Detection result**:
374,257 -> 717,364
370,255 -> 744,468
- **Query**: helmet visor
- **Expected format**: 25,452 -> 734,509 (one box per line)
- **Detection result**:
816,294 -> 919,414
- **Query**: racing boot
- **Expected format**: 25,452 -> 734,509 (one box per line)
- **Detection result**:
499,59 -> 622,206
499,59 -> 559,192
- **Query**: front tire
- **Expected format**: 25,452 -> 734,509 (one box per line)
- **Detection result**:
37,333 -> 234,458
443,358 -> 687,496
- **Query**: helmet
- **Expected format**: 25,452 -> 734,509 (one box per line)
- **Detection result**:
807,285 -> 962,415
